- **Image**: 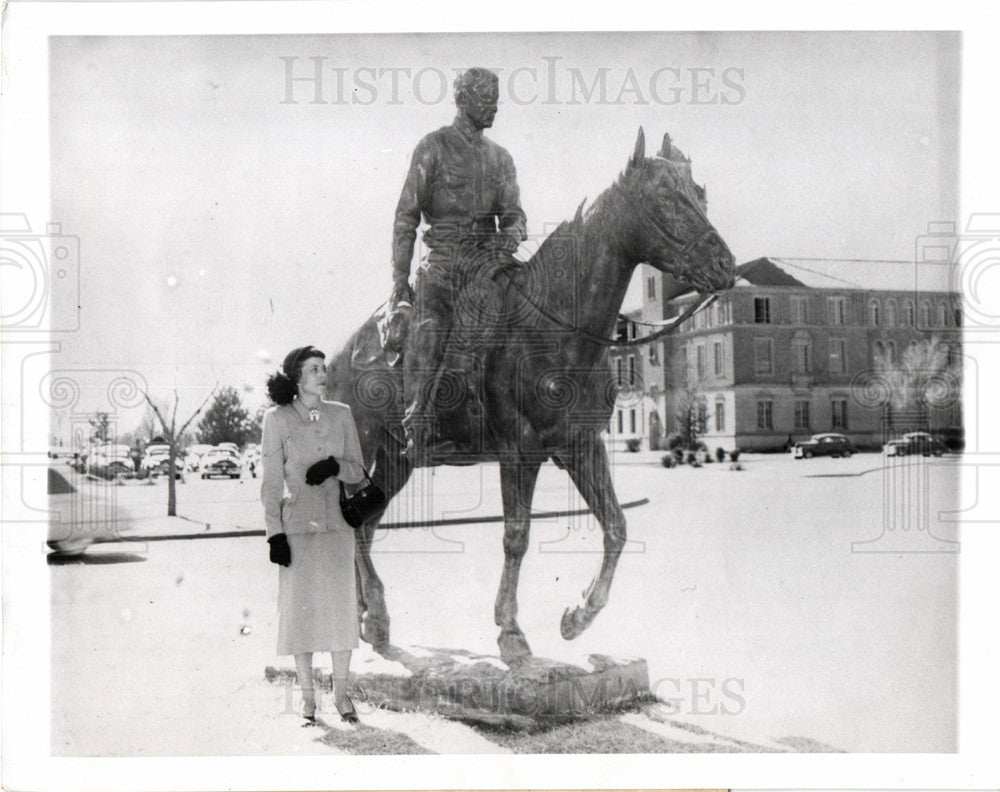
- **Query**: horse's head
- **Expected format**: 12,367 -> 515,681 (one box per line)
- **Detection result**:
618,128 -> 735,295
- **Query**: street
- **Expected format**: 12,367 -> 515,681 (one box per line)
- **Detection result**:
49,451 -> 959,755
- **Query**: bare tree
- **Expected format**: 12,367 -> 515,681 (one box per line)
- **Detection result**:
138,384 -> 218,516
881,336 -> 961,431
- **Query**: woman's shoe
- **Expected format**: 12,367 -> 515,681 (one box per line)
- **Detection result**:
336,697 -> 359,724
301,696 -> 317,726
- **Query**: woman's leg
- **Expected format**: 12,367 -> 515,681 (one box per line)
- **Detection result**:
294,652 -> 316,719
331,650 -> 353,714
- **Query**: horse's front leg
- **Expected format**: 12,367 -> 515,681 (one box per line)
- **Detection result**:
355,440 -> 412,649
495,459 -> 542,663
558,430 -> 626,640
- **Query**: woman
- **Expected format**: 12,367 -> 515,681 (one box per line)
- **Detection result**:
260,345 -> 365,724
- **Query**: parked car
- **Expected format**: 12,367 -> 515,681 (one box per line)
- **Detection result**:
792,433 -> 856,459
183,444 -> 215,472
140,445 -> 183,479
201,448 -> 241,479
48,467 -> 127,555
89,444 -> 136,479
883,431 -> 947,457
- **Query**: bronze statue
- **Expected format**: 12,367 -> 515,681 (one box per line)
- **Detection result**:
390,67 -> 527,466
330,129 -> 735,662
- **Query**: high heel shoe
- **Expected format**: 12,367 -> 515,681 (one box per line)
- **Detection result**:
336,697 -> 359,724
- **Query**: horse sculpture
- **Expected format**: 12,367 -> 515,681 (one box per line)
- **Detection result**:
326,128 -> 735,662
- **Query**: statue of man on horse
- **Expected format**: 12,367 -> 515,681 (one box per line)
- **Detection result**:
389,67 -> 527,467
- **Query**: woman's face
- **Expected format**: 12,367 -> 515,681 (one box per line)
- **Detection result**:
296,355 -> 327,400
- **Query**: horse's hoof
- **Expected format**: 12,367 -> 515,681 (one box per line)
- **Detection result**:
560,606 -> 588,640
498,631 -> 532,663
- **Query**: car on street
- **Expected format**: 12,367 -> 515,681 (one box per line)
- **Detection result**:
792,433 -> 856,459
47,466 -> 128,555
183,443 -> 215,472
140,445 -> 183,479
200,448 -> 241,479
883,431 -> 948,457
88,444 -> 136,479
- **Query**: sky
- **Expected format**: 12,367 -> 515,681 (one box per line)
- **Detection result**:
46,31 -> 960,440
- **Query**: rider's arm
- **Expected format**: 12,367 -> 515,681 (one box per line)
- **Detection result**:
496,150 -> 527,245
391,138 -> 435,288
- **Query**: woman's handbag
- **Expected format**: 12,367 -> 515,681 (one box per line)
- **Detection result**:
339,468 -> 386,528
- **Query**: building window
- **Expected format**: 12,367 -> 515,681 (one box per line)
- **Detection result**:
886,340 -> 896,364
627,355 -> 635,386
792,332 -> 811,373
696,402 -> 707,433
828,296 -> 847,325
629,409 -> 636,434
715,398 -> 725,432
937,302 -> 947,327
873,340 -> 886,366
713,341 -> 724,376
831,399 -> 848,430
754,297 -> 771,324
754,338 -> 774,374
920,301 -> 932,328
885,300 -> 897,327
902,300 -> 915,326
648,344 -> 659,365
791,295 -> 809,324
828,338 -> 846,373
715,301 -> 732,325
646,276 -> 656,300
794,400 -> 811,431
696,345 -> 706,379
869,299 -> 880,326
615,357 -> 623,386
954,305 -> 962,326
757,400 -> 773,430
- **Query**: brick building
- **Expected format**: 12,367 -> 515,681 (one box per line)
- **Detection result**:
610,257 -> 962,452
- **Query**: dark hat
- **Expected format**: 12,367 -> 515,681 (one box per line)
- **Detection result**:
282,345 -> 325,380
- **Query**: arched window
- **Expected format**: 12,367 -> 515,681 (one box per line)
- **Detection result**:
869,299 -> 880,326
920,301 -> 932,328
885,299 -> 897,327
886,341 -> 896,364
937,302 -> 948,327
902,300 -> 915,326
873,340 -> 886,366
792,331 -> 812,373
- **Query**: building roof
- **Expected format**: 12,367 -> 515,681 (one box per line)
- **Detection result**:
734,257 -> 955,293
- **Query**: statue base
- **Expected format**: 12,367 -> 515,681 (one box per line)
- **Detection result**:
265,645 -> 651,728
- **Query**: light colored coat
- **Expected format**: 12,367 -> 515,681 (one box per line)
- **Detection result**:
260,398 -> 365,539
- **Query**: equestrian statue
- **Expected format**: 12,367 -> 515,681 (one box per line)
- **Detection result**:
326,91 -> 735,662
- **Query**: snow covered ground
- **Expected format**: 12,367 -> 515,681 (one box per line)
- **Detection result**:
48,451 -> 958,755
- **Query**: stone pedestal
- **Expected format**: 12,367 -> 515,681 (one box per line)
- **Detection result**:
265,645 -> 650,728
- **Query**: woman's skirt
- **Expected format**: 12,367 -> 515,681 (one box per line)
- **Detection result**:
277,529 -> 358,655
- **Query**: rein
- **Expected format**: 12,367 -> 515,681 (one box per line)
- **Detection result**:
500,258 -> 717,348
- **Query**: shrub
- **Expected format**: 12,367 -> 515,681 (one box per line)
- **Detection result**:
715,447 -> 727,463
660,454 -> 675,468
729,449 -> 741,463
666,433 -> 685,451
625,438 -> 640,453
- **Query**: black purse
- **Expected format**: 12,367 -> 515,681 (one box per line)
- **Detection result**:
339,468 -> 386,528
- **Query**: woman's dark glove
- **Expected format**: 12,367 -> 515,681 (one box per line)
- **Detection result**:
305,456 -> 340,485
268,533 -> 291,566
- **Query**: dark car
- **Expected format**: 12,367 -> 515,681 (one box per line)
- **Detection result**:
883,431 -> 947,457
200,449 -> 241,479
792,433 -> 856,459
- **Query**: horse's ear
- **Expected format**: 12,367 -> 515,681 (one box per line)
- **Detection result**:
658,133 -> 672,158
628,127 -> 645,168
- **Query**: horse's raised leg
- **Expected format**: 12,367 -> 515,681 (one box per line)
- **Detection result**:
558,431 -> 626,640
355,438 -> 413,648
495,459 -> 542,663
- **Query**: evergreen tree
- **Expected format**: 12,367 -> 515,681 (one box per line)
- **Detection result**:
197,387 -> 254,447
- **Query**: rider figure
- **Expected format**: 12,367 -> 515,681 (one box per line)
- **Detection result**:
390,67 -> 527,465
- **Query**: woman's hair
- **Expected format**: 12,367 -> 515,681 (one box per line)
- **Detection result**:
266,345 -> 325,406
